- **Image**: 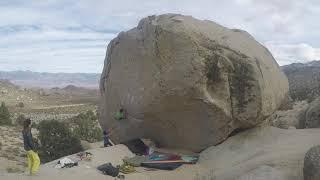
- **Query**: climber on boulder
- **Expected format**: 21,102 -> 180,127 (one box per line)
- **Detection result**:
114,108 -> 126,120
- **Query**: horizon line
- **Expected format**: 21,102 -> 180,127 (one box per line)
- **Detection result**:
0,69 -> 102,74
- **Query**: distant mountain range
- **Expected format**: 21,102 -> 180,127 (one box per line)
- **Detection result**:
0,70 -> 101,88
2,60 -> 320,98
282,60 -> 320,101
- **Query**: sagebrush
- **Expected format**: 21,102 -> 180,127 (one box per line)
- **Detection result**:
38,120 -> 83,163
0,102 -> 12,125
72,110 -> 103,143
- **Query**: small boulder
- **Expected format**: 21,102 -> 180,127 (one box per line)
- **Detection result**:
304,145 -> 320,180
267,101 -> 308,129
305,98 -> 320,128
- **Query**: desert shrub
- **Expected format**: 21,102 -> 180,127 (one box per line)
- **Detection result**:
16,114 -> 26,126
16,102 -> 24,108
38,120 -> 83,163
72,110 -> 103,143
0,102 -> 12,125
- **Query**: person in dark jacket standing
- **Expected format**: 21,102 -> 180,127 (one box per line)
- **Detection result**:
103,129 -> 113,147
22,119 -> 40,175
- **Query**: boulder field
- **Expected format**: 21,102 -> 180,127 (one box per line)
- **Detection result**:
99,14 -> 288,151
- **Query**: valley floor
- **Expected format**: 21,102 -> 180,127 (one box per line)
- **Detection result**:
0,81 -> 99,175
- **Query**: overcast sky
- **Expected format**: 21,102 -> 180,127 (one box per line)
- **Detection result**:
0,0 -> 319,73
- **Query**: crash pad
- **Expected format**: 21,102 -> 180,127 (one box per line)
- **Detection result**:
141,162 -> 183,170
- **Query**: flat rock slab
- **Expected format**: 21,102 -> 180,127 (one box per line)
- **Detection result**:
200,126 -> 320,180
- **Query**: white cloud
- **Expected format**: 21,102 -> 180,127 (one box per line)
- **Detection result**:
0,27 -> 111,73
265,41 -> 320,65
0,28 -> 113,45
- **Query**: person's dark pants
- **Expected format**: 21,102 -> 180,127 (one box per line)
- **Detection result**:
104,142 -> 113,147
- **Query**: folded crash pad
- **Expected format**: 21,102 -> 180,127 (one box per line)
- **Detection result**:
149,153 -> 181,161
141,162 -> 183,170
148,153 -> 199,164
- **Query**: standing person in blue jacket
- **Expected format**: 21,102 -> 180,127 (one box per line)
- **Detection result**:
103,128 -> 115,147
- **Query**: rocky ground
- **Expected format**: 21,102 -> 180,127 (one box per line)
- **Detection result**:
1,126 -> 320,180
0,126 -> 27,174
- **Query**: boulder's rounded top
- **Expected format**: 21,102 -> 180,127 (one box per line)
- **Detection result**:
133,14 -> 278,64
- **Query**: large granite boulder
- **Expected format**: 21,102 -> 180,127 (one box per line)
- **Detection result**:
99,14 -> 289,151
304,145 -> 320,180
